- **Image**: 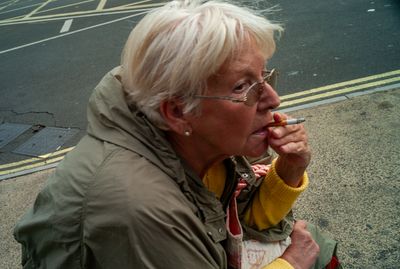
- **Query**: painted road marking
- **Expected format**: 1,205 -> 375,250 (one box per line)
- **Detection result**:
280,75 -> 400,108
1,72 -> 399,180
0,7 -> 154,26
35,0 -> 95,16
280,69 -> 400,108
0,147 -> 73,170
281,69 -> 400,101
278,83 -> 400,114
97,0 -> 108,11
0,156 -> 63,176
0,1 -> 166,26
107,2 -> 165,11
25,0 -> 53,18
0,10 -> 149,55
0,0 -> 20,12
0,147 -> 74,180
60,19 -> 73,33
0,3 -> 41,15
122,0 -> 157,7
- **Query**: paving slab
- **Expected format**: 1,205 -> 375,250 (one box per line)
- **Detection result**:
0,169 -> 53,269
291,88 -> 400,268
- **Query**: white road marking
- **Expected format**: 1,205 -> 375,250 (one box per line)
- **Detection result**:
0,10 -> 149,55
25,0 -> 53,18
0,0 -> 20,12
0,3 -> 165,26
36,0 -> 95,16
0,3 -> 41,15
60,19 -> 73,33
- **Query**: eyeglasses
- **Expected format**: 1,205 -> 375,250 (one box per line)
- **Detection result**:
194,69 -> 278,106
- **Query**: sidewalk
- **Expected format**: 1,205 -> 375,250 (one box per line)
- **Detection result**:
1,88 -> 399,268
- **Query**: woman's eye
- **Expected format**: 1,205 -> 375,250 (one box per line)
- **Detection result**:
233,82 -> 251,93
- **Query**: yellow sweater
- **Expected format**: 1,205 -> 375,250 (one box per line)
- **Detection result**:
202,158 -> 309,269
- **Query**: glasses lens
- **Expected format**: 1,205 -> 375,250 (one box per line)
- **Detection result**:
243,69 -> 278,106
266,69 -> 277,89
244,83 -> 263,106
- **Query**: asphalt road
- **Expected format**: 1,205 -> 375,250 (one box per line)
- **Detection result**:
267,0 -> 400,95
0,0 -> 399,168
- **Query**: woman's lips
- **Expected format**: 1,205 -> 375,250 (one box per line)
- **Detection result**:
252,126 -> 268,136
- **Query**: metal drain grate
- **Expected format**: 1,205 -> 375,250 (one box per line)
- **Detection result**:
13,127 -> 79,157
0,123 -> 32,149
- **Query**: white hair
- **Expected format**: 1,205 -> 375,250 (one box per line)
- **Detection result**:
121,0 -> 283,129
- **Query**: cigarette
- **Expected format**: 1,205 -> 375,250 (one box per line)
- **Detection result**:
266,117 -> 305,127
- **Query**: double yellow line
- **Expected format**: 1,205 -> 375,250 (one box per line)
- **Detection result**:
0,69 -> 399,180
0,147 -> 74,178
280,69 -> 400,108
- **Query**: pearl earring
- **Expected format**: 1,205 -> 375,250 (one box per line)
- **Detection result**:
184,130 -> 191,136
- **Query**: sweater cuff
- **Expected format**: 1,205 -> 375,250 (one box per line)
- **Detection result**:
262,258 -> 294,269
261,158 -> 309,200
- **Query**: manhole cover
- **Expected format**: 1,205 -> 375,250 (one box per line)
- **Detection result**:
0,123 -> 32,149
13,127 -> 79,157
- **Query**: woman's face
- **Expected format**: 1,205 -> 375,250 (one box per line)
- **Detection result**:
186,39 -> 281,159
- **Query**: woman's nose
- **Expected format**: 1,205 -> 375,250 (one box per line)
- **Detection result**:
257,83 -> 280,111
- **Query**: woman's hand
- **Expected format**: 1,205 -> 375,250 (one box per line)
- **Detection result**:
267,112 -> 311,187
281,220 -> 320,269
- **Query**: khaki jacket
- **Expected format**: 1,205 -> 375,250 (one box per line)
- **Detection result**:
14,67 -> 293,268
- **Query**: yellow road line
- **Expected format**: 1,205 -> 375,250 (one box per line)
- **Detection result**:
281,76 -> 400,107
96,0 -> 107,11
281,69 -> 400,100
1,71 -> 399,176
0,9 -> 149,54
2,9 -> 122,23
0,0 -> 20,11
1,14 -> 24,21
106,3 -> 165,11
121,0 -> 159,8
0,3 -> 41,15
0,0 -> 14,8
0,3 -> 161,25
0,147 -> 74,170
25,0 -> 53,18
38,146 -> 74,158
0,8 -> 149,26
0,156 -> 64,176
0,157 -> 41,169
35,0 -> 95,15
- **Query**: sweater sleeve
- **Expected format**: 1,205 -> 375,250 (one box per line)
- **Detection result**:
262,258 -> 294,269
244,158 -> 309,230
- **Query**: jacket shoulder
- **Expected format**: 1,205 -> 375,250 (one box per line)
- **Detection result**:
81,146 -> 224,268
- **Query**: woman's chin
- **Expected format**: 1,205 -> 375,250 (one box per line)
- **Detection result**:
244,144 -> 269,158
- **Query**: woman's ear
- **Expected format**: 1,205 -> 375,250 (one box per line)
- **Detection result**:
159,99 -> 191,135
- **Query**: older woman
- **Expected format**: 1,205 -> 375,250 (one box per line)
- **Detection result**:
14,1 -> 339,268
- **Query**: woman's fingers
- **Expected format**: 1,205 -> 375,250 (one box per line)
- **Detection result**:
280,220 -> 320,268
267,113 -> 311,185
268,123 -> 309,157
272,112 -> 287,123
